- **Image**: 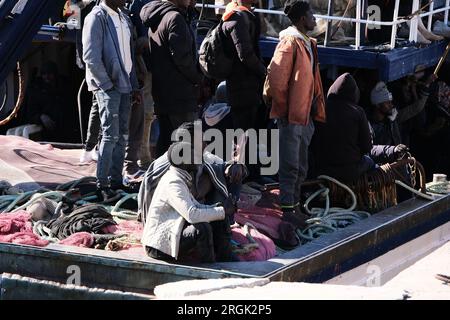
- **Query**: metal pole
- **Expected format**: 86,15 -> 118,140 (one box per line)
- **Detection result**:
390,0 -> 401,49
356,0 -> 362,49
434,42 -> 450,76
410,0 -> 420,43
446,0 -> 450,24
428,0 -> 434,31
324,0 -> 334,47
361,0 -> 368,45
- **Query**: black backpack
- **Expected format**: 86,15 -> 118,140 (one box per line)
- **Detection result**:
199,21 -> 233,80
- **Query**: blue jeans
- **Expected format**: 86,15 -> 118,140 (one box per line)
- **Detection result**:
95,89 -> 131,187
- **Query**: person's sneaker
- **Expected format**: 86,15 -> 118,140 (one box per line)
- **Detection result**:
95,186 -> 117,202
79,149 -> 97,164
433,20 -> 450,38
111,181 -> 140,193
91,147 -> 99,161
281,208 -> 308,230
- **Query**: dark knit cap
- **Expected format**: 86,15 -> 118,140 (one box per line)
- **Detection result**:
284,0 -> 310,23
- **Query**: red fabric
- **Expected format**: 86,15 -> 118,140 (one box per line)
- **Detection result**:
0,232 -> 49,247
231,226 -> 276,261
0,211 -> 32,234
235,207 -> 283,240
102,220 -> 143,238
236,190 -> 298,247
0,211 -> 48,246
59,232 -> 94,248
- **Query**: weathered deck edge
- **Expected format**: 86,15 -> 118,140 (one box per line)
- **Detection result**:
1,195 -> 449,293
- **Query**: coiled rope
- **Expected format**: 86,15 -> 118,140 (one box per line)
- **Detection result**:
297,175 -> 371,243
0,178 -> 139,220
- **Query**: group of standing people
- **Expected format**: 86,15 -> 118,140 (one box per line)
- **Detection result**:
81,0 -> 267,199
80,0 -> 445,263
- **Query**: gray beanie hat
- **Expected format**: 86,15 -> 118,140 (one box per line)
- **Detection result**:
371,81 -> 393,105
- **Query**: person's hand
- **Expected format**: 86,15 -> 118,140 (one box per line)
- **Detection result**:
40,114 -> 56,132
136,37 -> 149,55
394,144 -> 409,158
226,164 -> 244,184
424,73 -> 438,87
132,91 -> 142,106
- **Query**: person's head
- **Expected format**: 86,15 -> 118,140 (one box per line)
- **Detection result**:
235,0 -> 257,7
168,141 -> 203,173
284,0 -> 316,32
173,121 -> 206,151
371,81 -> 394,117
104,0 -> 126,10
327,72 -> 360,104
167,0 -> 191,9
413,64 -> 427,80
41,61 -> 58,84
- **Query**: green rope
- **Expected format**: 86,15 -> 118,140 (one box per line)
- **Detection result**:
297,175 -> 370,243
111,192 -> 138,220
1,191 -> 38,213
11,191 -> 64,213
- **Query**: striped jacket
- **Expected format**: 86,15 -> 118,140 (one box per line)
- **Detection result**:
137,151 -> 242,224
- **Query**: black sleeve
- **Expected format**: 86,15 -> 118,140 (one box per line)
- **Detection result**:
224,13 -> 266,78
167,13 -> 202,85
358,109 -> 373,155
370,145 -> 397,163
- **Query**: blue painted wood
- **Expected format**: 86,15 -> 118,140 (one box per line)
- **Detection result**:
259,37 -> 449,82
0,0 -> 67,84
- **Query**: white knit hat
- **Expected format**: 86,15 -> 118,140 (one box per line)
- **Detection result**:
370,81 -> 393,105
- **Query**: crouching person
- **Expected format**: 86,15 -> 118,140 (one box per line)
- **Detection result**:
141,142 -> 236,263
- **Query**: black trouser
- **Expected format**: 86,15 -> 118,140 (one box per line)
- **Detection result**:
85,95 -> 100,151
124,100 -> 144,175
146,218 -> 232,263
155,111 -> 198,158
230,105 -> 260,180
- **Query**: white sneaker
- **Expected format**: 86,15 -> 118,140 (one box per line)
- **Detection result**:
79,149 -> 97,164
433,20 -> 450,38
92,148 -> 99,161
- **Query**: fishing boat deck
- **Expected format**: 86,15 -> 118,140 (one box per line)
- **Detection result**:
1,194 -> 449,295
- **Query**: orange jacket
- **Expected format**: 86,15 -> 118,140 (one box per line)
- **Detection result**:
265,30 -> 326,125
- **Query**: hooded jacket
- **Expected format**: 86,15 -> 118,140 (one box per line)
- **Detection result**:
265,26 -> 326,125
221,3 -> 266,109
312,73 -> 372,182
141,166 -> 226,259
140,1 -> 201,114
137,150 -> 247,224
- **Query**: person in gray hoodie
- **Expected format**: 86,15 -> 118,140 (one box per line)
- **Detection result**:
82,0 -> 141,200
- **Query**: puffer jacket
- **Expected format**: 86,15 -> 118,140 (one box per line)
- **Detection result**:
140,1 -> 201,114
265,26 -> 326,125
141,166 -> 225,259
221,2 -> 266,109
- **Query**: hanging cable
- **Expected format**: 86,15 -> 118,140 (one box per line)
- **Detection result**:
0,62 -> 25,127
